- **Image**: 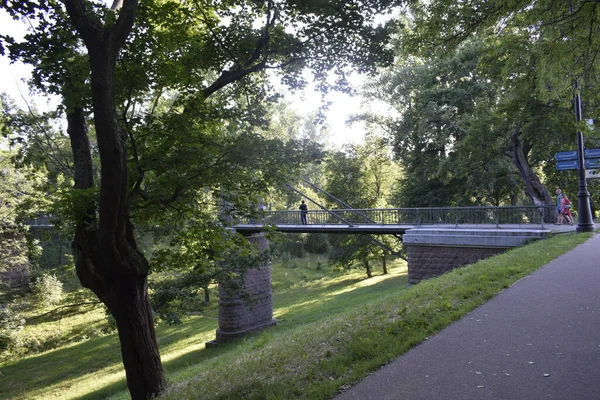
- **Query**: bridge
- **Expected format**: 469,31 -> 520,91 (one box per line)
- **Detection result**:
233,205 -> 556,234
22,205 -> 587,346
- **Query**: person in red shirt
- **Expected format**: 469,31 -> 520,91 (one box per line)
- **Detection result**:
561,194 -> 574,225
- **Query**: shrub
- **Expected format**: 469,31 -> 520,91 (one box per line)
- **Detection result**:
30,273 -> 63,306
0,304 -> 25,355
304,233 -> 331,254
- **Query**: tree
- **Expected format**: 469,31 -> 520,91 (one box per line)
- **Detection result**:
0,136 -> 51,295
1,0 -> 400,397
400,0 -> 600,205
323,139 -> 400,276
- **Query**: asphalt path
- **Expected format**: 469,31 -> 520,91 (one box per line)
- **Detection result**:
335,234 -> 600,400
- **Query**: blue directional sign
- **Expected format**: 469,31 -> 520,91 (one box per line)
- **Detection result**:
585,158 -> 600,169
555,151 -> 578,161
585,148 -> 600,159
556,160 -> 578,171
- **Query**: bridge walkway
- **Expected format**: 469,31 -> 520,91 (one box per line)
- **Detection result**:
233,205 -> 560,234
233,223 -> 578,235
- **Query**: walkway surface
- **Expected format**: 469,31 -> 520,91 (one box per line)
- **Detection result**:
336,233 -> 600,400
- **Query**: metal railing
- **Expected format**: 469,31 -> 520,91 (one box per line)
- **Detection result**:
23,215 -> 55,227
238,205 -> 557,228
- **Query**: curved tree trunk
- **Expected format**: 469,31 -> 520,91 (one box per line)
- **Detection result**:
67,106 -> 166,399
511,123 -> 556,222
63,1 -> 166,398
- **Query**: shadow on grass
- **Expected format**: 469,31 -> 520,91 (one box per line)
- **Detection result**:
79,340 -> 233,400
0,334 -> 123,399
77,271 -> 410,399
0,316 -> 220,400
24,303 -> 103,327
2,268 -> 407,400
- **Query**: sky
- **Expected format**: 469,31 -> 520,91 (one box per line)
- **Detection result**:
0,9 -> 368,148
284,81 -> 368,147
0,12 -> 34,109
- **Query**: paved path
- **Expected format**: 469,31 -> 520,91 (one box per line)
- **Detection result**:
336,233 -> 600,400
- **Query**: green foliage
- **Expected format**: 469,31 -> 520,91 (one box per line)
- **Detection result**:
0,304 -> 25,354
30,273 -> 63,306
303,233 -> 331,255
149,218 -> 274,322
321,140 -> 400,272
0,227 -> 30,296
0,233 -> 589,399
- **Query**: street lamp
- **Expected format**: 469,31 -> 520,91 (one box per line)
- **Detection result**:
573,80 -> 595,232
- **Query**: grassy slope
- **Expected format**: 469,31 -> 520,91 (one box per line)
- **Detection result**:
0,233 -> 591,399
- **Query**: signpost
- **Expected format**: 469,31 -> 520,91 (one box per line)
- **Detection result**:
554,145 -> 598,231
555,150 -> 578,161
554,147 -> 600,172
556,160 -> 578,171
585,158 -> 600,170
585,148 -> 600,159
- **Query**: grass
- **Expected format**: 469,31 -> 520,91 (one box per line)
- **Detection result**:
0,233 -> 592,399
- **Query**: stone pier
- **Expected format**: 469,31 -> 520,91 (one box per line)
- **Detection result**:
209,233 -> 276,345
403,228 -> 550,284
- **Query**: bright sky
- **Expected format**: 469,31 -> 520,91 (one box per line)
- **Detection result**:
0,12 -> 34,109
0,10 -> 367,148
285,82 -> 367,148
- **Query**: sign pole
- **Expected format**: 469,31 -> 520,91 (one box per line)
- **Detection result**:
573,80 -> 595,232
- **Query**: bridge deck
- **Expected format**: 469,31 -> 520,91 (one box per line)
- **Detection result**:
232,223 -> 579,235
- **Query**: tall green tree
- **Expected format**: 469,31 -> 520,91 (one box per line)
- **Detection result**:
1,0 -> 399,397
400,0 -> 600,205
323,139 -> 400,276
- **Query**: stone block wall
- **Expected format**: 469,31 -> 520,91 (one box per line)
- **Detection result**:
407,245 -> 505,284
403,228 -> 549,284
213,233 -> 276,344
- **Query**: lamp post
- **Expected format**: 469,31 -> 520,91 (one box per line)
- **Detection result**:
573,81 -> 595,232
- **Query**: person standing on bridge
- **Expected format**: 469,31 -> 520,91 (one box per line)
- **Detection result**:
299,200 -> 308,225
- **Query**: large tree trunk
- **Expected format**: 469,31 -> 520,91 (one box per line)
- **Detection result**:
68,106 -> 166,399
63,1 -> 166,398
511,123 -> 555,222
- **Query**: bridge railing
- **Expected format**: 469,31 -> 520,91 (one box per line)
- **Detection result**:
238,205 -> 556,228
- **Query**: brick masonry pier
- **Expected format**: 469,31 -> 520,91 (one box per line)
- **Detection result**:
403,228 -> 550,284
209,233 -> 276,345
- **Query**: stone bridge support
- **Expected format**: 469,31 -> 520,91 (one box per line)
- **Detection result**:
210,233 -> 276,345
403,228 -> 549,284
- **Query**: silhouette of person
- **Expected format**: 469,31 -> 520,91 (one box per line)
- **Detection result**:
299,200 -> 308,225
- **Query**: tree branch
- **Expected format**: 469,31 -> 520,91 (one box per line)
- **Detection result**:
61,0 -> 102,44
112,0 -> 139,54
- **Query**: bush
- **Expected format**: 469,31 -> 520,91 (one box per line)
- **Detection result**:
30,273 -> 63,306
0,304 -> 25,354
304,233 -> 331,254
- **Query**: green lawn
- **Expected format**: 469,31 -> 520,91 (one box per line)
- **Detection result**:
0,233 -> 591,399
